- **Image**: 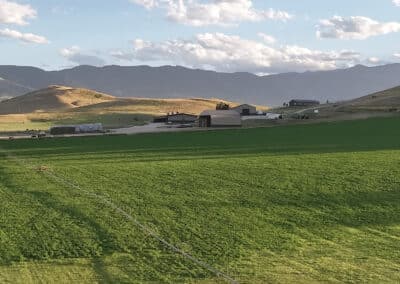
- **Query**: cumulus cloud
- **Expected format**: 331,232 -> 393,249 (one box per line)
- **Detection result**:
111,33 -> 361,74
317,16 -> 400,40
131,0 -> 292,26
367,57 -> 380,64
258,32 -> 276,44
0,28 -> 48,43
394,53 -> 400,58
60,46 -> 106,66
110,50 -> 136,61
131,0 -> 158,9
393,0 -> 400,7
0,1 -> 48,44
0,0 -> 36,25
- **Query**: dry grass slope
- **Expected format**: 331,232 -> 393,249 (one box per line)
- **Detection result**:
0,86 -> 114,115
0,85 -> 242,116
0,86 -> 260,132
336,85 -> 400,112
280,85 -> 400,124
75,97 -> 238,115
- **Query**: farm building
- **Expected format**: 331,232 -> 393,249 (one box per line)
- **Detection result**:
167,113 -> 197,124
241,113 -> 282,121
76,123 -> 103,133
49,126 -> 76,135
153,116 -> 168,123
232,104 -> 257,116
50,123 -> 103,135
289,100 -> 320,107
199,110 -> 242,127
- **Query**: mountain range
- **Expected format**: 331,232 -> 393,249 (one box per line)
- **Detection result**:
1,64 -> 400,106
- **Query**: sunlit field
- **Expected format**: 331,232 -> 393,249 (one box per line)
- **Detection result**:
1,117 -> 400,283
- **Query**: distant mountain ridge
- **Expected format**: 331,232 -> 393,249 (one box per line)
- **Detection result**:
1,64 -> 400,105
0,77 -> 33,98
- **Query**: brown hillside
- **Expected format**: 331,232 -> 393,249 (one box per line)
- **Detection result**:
74,97 -> 240,115
0,85 -> 269,127
337,86 -> 400,111
0,86 -> 270,132
0,85 -> 257,116
0,86 -> 114,115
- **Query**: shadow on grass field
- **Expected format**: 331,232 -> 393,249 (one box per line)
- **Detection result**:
0,117 -> 400,283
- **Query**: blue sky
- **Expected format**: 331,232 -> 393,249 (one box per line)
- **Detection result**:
0,0 -> 399,73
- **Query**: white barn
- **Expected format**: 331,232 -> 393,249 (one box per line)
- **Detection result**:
76,123 -> 103,133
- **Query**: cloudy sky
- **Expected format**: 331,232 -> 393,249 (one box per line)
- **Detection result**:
1,0 -> 400,74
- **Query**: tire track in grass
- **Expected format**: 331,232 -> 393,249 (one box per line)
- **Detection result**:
0,146 -> 239,284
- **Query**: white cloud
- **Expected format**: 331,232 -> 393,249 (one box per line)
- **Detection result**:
131,0 -> 292,26
367,57 -> 380,64
130,0 -> 158,9
394,53 -> 400,58
110,50 -> 136,61
0,28 -> 48,43
0,0 -> 36,25
393,0 -> 400,7
0,1 -> 47,44
258,32 -> 276,44
317,16 -> 400,40
60,46 -> 106,66
112,33 -> 361,74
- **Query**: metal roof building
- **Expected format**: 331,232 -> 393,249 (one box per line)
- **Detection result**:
167,113 -> 197,124
199,110 -> 242,127
232,104 -> 257,115
50,123 -> 103,135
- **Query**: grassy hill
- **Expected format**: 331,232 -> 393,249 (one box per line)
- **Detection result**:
337,85 -> 400,111
0,86 -> 245,132
0,117 -> 400,282
265,86 -> 400,125
0,86 -> 114,115
315,85 -> 400,120
0,85 -> 238,116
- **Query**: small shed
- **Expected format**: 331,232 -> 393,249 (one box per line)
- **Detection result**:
167,113 -> 197,124
289,100 -> 320,107
232,104 -> 257,116
199,110 -> 242,127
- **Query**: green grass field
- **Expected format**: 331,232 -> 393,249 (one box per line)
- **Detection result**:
1,117 -> 400,283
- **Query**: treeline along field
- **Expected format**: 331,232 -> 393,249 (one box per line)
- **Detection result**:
1,117 -> 400,283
